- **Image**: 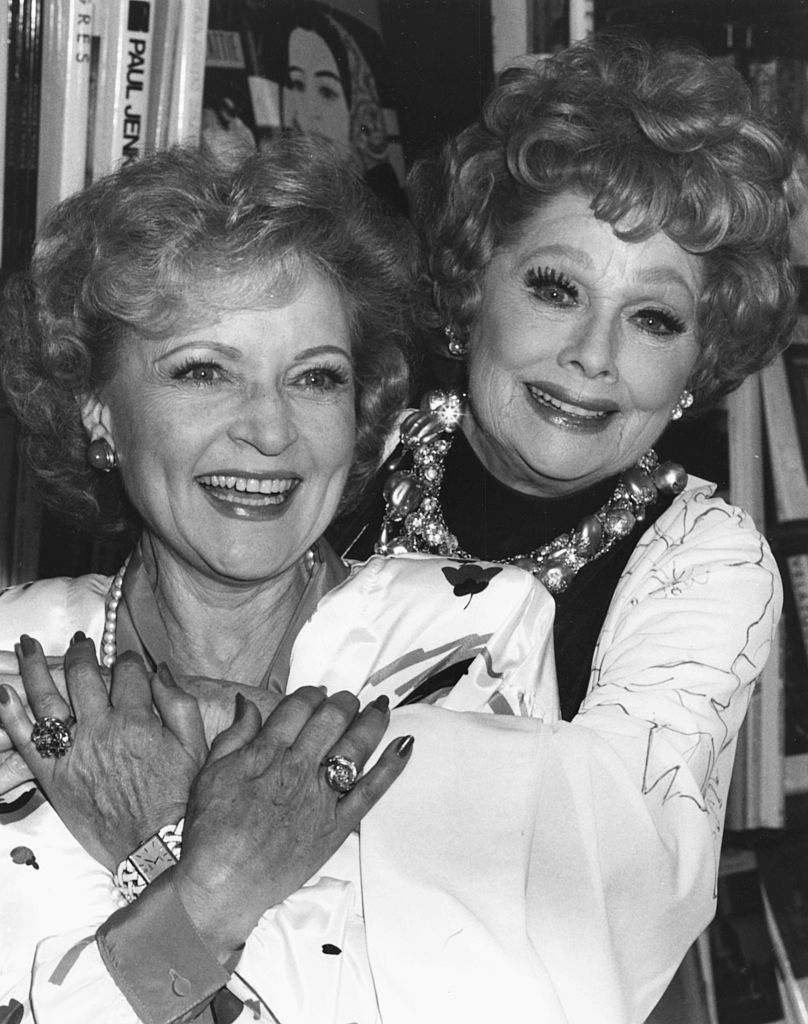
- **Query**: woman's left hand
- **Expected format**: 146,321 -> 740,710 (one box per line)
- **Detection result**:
0,635 -> 208,870
0,654 -> 66,792
0,748 -> 32,794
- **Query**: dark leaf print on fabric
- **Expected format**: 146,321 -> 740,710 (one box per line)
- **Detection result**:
0,999 -> 24,1024
211,988 -> 245,1023
10,846 -> 38,869
442,564 -> 503,607
0,786 -> 44,824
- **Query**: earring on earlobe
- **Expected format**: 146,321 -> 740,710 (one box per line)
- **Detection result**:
444,325 -> 468,358
86,438 -> 117,472
670,389 -> 694,421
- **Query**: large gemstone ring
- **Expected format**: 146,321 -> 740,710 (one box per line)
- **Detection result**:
31,715 -> 75,758
322,754 -> 359,794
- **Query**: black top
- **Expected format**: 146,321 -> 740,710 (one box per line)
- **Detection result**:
327,430 -> 674,720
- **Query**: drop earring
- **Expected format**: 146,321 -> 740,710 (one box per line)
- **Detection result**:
670,390 -> 694,421
444,325 -> 468,358
86,438 -> 117,472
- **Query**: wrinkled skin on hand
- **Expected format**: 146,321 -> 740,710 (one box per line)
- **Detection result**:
0,637 -> 413,963
0,653 -> 283,796
0,637 -> 207,868
170,685 -> 411,960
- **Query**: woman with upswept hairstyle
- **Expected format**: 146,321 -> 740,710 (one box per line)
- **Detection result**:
330,33 -> 797,1019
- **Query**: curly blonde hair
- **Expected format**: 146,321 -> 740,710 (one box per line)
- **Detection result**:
410,33 -> 801,410
1,137 -> 418,530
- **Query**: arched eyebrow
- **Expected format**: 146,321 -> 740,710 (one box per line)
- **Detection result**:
520,243 -> 594,270
292,345 -> 353,364
288,65 -> 342,87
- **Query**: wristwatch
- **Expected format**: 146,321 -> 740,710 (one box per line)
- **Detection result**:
114,818 -> 184,903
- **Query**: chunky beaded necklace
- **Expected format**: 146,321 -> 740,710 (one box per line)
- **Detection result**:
375,390 -> 688,596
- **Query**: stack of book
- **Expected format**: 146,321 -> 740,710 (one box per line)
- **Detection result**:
0,0 -> 209,585
39,0 -> 208,225
0,0 -> 211,285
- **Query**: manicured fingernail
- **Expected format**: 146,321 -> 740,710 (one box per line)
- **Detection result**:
0,685 -> 9,705
70,631 -> 86,646
156,662 -> 176,687
234,692 -> 247,718
395,735 -> 414,758
369,694 -> 389,713
115,650 -> 141,665
19,635 -> 37,657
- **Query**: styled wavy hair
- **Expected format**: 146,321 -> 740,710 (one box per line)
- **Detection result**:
409,32 -> 801,410
1,136 -> 418,531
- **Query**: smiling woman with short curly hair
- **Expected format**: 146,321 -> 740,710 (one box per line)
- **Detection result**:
411,34 -> 798,410
2,137 -> 416,532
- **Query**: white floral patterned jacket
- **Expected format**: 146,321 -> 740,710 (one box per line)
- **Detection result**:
0,477 -> 781,1024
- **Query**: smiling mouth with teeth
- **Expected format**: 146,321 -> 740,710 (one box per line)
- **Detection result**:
196,474 -> 299,506
526,385 -> 611,421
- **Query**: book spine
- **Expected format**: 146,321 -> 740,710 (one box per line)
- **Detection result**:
761,353 -> 808,738
727,641 -> 786,830
35,0 -> 93,226
2,0 -> 44,278
146,0 -> 181,153
0,0 -> 9,254
725,373 -> 786,830
788,554 -> 808,664
0,409 -> 18,589
91,0 -> 154,179
167,0 -> 209,146
761,354 -> 808,520
89,0 -> 120,179
761,881 -> 808,1024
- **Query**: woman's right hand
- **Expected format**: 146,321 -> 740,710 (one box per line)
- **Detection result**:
0,660 -> 283,792
173,687 -> 413,962
0,637 -> 207,868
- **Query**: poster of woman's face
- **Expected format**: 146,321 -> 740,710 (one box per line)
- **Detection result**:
203,0 -> 408,215
285,26 -> 352,153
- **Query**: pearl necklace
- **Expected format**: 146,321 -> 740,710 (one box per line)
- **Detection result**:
101,559 -> 128,668
99,548 -> 319,668
375,390 -> 688,596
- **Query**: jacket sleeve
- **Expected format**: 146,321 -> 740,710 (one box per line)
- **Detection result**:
557,486 -> 780,1014
357,487 -> 781,1024
31,900 -> 224,1024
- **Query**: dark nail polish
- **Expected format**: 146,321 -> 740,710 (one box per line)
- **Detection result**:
234,692 -> 246,718
70,631 -> 86,647
19,635 -> 37,657
370,694 -> 390,713
115,650 -> 141,665
0,685 -> 9,705
395,735 -> 414,758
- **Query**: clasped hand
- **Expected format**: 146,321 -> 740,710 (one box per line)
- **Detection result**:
0,636 -> 206,868
0,650 -> 287,793
0,636 -> 412,956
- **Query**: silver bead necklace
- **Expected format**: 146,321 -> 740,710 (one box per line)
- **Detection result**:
375,390 -> 688,596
